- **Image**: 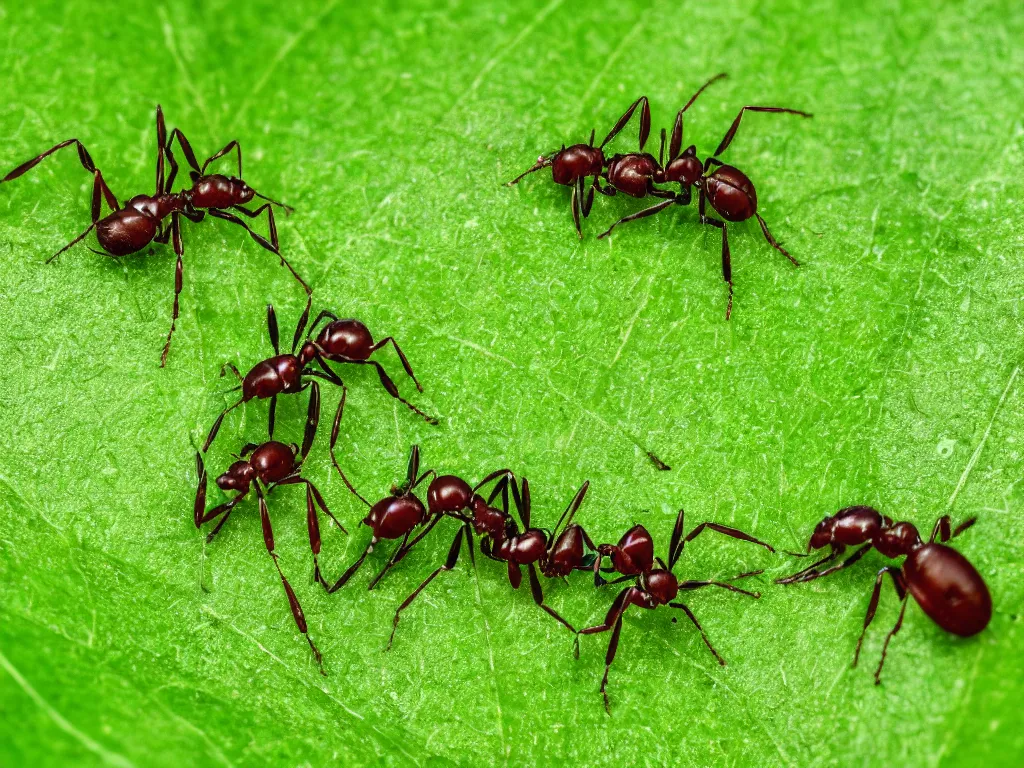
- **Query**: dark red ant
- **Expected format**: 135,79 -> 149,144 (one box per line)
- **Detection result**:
193,381 -> 346,675
318,432 -> 513,592
387,475 -> 591,653
599,98 -> 812,318
507,97 -> 652,238
202,301 -> 344,452
776,506 -> 991,684
1,107 -> 306,365
203,300 -> 435,452
581,509 -> 777,712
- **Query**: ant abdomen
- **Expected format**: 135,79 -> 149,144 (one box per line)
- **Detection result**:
904,544 -> 991,637
95,208 -> 160,256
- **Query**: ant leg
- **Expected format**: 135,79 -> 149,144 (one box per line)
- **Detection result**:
194,452 -> 246,544
347,358 -> 438,424
714,106 -> 813,157
387,525 -> 468,650
159,213 -> 185,367
598,96 -> 651,151
154,106 -> 167,196
367,337 -> 424,393
220,363 -> 244,383
506,156 -> 551,186
254,483 -> 325,675
2,138 -> 119,211
298,380 -> 320,462
207,207 -> 311,296
700,214 -> 732,319
874,598 -> 910,685
321,535 -> 376,593
165,128 -> 202,176
327,384 -> 370,507
308,310 -> 340,340
368,515 -> 445,591
273,476 -> 348,535
680,520 -> 778,556
951,517 -> 977,540
365,530 -> 414,591
527,564 -> 579,656
571,177 -> 584,239
202,398 -> 244,453
200,139 -> 242,177
776,543 -> 872,584
597,198 -> 677,240
775,547 -> 844,583
580,586 -> 643,714
853,567 -> 906,667
668,602 -> 726,666
581,178 -> 597,217
755,214 -> 799,267
677,579 -> 762,598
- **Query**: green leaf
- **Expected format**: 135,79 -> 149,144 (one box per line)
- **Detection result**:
1,0 -> 1022,765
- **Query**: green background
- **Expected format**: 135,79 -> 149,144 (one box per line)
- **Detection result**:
1,0 -> 1022,765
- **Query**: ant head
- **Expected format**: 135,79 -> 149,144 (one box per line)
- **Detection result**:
232,178 -> 256,204
216,460 -> 254,494
661,147 -> 702,187
298,341 -> 318,365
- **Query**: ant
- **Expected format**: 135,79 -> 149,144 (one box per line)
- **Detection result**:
1,106 -> 306,365
598,97 -> 812,319
318,433 -> 513,591
507,96 -> 652,238
776,506 -> 991,684
202,301 -> 344,452
581,509 -> 777,712
387,475 -> 591,654
203,299 -> 435,453
193,381 -> 346,675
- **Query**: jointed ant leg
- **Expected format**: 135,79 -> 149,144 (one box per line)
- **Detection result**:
207,207 -> 311,296
874,598 -> 909,685
527,563 -> 579,657
714,105 -> 813,157
677,579 -> 761,598
702,214 -> 732,319
599,95 -> 651,151
369,515 -> 445,590
775,546 -> 844,583
202,398 -> 244,453
755,213 -> 799,267
327,384 -> 370,507
853,566 -> 905,667
339,358 -> 438,424
777,543 -> 872,584
254,482 -> 325,675
0,138 -> 121,263
507,156 -> 551,186
596,198 -> 677,240
159,213 -> 185,367
387,524 -> 469,650
668,602 -> 726,666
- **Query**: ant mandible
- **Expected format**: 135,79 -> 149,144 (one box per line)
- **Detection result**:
387,475 -> 589,653
581,509 -> 777,712
193,381 -> 347,675
1,106 -> 306,365
776,506 -> 991,684
507,96 -> 652,238
599,97 -> 812,319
